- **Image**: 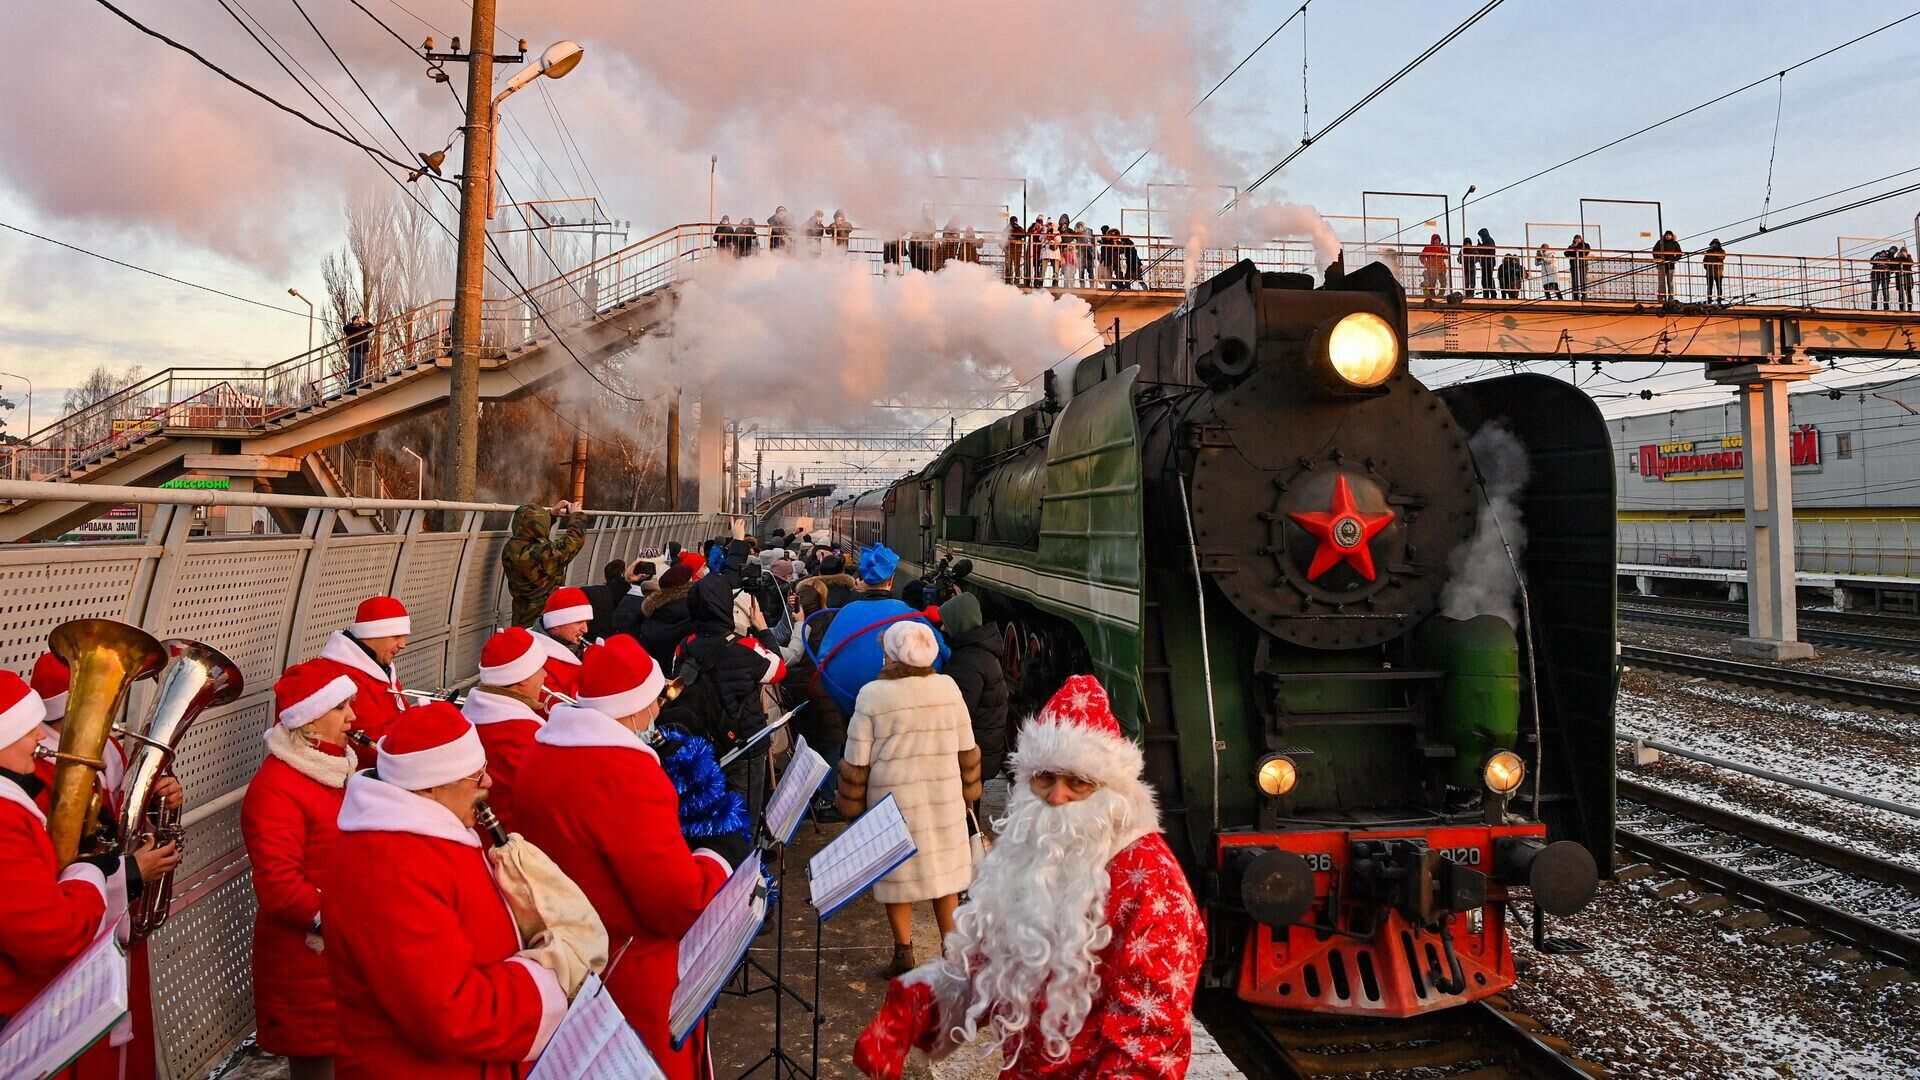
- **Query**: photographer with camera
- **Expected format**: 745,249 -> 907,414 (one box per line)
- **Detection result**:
502,499 -> 590,628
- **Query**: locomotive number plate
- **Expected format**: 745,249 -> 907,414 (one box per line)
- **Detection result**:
1440,846 -> 1483,866
1303,853 -> 1335,873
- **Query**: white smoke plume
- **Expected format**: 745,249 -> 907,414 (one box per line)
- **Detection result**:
627,254 -> 1099,426
1154,195 -> 1341,289
1440,422 -> 1530,627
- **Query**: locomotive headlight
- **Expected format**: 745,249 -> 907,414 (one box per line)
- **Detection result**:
1256,754 -> 1299,797
1323,311 -> 1400,388
1482,750 -> 1526,795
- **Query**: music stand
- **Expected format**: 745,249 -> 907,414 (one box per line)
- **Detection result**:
737,736 -> 832,1079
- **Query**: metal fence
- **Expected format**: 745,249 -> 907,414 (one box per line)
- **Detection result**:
1619,516 -> 1920,578
0,484 -> 732,1078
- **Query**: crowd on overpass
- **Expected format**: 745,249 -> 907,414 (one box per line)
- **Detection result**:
0,499 -> 1202,1079
711,206 -> 1152,288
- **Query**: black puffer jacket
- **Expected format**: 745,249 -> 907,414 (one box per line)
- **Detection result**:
943,621 -> 1009,780
664,575 -> 784,750
632,583 -> 693,665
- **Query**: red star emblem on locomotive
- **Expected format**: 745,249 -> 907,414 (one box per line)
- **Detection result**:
1288,474 -> 1395,581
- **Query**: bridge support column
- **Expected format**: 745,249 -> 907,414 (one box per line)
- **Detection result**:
1709,360 -> 1821,661
696,389 -> 725,517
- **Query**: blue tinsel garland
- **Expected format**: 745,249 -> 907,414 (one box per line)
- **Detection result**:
656,726 -> 779,905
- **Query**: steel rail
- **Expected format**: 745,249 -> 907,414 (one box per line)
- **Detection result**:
1615,825 -> 1920,968
1618,777 -> 1920,893
1620,644 -> 1920,713
1620,605 -> 1920,656
1617,734 -> 1920,819
1621,593 -> 1920,634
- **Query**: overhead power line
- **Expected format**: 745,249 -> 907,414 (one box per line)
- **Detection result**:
0,221 -> 306,317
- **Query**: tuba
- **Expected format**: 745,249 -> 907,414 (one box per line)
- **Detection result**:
46,620 -> 167,867
117,638 -> 242,941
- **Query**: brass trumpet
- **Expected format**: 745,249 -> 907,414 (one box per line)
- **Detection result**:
118,638 -> 242,942
47,620 -> 166,867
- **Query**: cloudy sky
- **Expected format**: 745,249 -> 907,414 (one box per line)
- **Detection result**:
3,0 -> 1917,436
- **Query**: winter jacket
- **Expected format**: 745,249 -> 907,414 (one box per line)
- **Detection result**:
793,573 -> 859,615
636,583 -> 695,666
325,775 -> 565,1079
514,707 -> 733,1080
311,632 -> 408,769
0,773 -> 118,1017
1652,236 -> 1683,264
666,576 -> 786,752
942,622 -> 1009,781
502,505 -> 589,627
580,566 -> 628,641
242,728 -> 353,1057
462,689 -> 545,837
836,673 -> 980,903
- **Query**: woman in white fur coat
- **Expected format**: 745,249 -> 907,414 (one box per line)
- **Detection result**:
837,621 -> 982,976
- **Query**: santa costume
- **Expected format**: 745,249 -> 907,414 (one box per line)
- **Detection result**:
535,587 -> 592,703
242,661 -> 357,1064
513,634 -> 737,1080
311,597 -> 411,768
28,652 -> 128,813
0,671 -> 127,1016
325,703 -> 567,1079
462,628 -> 548,836
854,675 -> 1206,1080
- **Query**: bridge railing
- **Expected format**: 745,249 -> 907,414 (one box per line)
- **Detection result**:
0,480 -> 732,1076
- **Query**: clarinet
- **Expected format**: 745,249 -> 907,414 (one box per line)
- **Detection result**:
475,801 -> 510,847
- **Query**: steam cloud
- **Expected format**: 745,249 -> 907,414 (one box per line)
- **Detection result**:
628,255 -> 1100,426
1440,422 -> 1530,627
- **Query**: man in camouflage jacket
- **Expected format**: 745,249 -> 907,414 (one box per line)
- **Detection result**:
502,501 -> 589,627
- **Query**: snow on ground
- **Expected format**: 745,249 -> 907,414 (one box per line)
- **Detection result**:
1509,878 -> 1920,1079
1624,622 -> 1920,689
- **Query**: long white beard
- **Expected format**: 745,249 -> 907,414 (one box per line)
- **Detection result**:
938,782 -> 1138,1063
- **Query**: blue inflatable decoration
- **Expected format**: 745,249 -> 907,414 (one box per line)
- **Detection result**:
805,599 -> 951,715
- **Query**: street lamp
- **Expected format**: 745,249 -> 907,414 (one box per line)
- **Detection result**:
0,370 -> 31,480
488,41 -> 585,219
1460,184 -> 1476,246
288,288 -> 315,357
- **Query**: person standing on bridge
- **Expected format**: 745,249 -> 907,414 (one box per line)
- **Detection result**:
1703,239 -> 1728,303
1419,233 -> 1448,297
343,313 -> 373,389
502,501 -> 589,629
1535,242 -> 1562,299
1005,217 -> 1026,285
1565,234 -> 1592,300
1898,245 -> 1915,311
830,209 -> 853,249
1653,230 -> 1684,302
1474,229 -> 1498,295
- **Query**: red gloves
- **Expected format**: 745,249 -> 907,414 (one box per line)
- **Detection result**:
852,978 -> 938,1079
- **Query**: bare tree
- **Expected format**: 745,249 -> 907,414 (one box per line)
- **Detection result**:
56,365 -> 147,448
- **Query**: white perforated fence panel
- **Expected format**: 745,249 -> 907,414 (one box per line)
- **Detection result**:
0,508 -> 733,1077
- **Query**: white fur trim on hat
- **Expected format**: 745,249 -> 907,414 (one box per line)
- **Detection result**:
577,661 -> 666,721
376,724 -> 486,790
350,616 -> 411,638
1011,716 -> 1146,793
542,604 -> 593,629
38,691 -> 67,724
479,638 -> 546,686
883,620 -> 939,669
280,674 -> 357,729
0,689 -> 46,747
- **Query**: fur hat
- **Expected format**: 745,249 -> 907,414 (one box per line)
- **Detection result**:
1011,675 -> 1143,793
883,621 -> 940,670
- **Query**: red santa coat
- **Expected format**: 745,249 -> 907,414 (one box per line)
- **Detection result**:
324,774 -> 565,1079
461,690 -> 544,838
240,728 -> 352,1058
0,775 -> 123,1017
312,633 -> 408,769
511,706 -> 731,1080
535,632 -> 583,703
1006,831 -> 1205,1079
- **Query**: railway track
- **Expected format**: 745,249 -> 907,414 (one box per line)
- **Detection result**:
1620,644 -> 1920,712
1619,592 -> 1920,634
1620,604 -> 1920,656
1616,779 -> 1920,970
1198,992 -> 1606,1079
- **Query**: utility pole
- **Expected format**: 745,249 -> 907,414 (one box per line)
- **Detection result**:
665,391 -> 681,511
569,428 -> 587,505
438,1 -> 504,504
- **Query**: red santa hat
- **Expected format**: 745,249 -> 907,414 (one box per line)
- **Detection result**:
0,671 -> 47,747
676,551 -> 708,578
275,660 -> 357,729
575,635 -> 666,719
29,652 -> 70,723
376,701 -> 485,790
349,595 -> 411,638
542,587 -> 593,630
1012,675 -> 1144,793
478,627 -> 546,686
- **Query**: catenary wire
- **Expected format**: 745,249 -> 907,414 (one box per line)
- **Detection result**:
0,221 -> 307,317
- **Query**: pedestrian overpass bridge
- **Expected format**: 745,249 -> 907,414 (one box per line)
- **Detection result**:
7,223 -> 1918,554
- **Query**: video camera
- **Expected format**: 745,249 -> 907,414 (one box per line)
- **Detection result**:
921,554 -> 974,605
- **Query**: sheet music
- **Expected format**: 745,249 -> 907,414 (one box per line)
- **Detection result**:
527,975 -> 665,1080
668,851 -> 769,1046
718,703 -> 805,767
807,794 -> 917,921
0,930 -> 128,1079
762,735 -> 831,845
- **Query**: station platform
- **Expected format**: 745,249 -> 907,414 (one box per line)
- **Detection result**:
1620,561 -> 1920,594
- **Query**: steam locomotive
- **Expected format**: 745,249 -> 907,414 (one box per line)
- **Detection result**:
829,259 -> 1616,1016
